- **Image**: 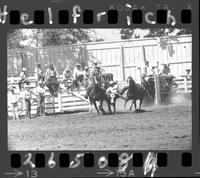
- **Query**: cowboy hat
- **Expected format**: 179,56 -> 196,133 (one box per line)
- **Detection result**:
38,80 -> 43,84
22,67 -> 27,71
8,85 -> 15,91
76,63 -> 81,66
109,81 -> 114,85
49,64 -> 53,67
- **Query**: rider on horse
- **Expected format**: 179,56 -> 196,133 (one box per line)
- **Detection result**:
85,65 -> 102,99
83,66 -> 91,87
45,64 -> 59,95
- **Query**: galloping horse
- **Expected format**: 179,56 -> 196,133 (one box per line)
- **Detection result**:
88,76 -> 112,114
121,76 -> 145,111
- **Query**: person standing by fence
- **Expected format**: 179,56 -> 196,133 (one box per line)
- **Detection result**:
23,85 -> 32,119
8,86 -> 19,120
36,81 -> 46,116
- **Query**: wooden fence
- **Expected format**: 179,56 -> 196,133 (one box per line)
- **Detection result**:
8,35 -> 192,84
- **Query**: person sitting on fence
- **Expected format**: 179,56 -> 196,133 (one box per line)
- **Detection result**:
45,64 -> 60,95
34,63 -> 45,83
92,61 -> 98,73
73,63 -> 82,79
72,63 -> 84,90
8,86 -> 19,120
18,68 -> 30,91
83,66 -> 91,87
160,64 -> 171,76
36,80 -> 46,116
23,85 -> 32,119
62,67 -> 72,90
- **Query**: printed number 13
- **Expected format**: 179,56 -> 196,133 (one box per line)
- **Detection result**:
26,170 -> 38,178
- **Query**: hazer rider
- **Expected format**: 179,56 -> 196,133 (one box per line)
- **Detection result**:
85,65 -> 102,99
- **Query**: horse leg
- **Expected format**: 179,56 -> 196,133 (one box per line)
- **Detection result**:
93,101 -> 100,114
107,100 -> 112,114
113,101 -> 116,114
139,97 -> 144,110
99,100 -> 106,114
124,98 -> 129,109
134,100 -> 137,112
89,100 -> 92,113
129,100 -> 134,110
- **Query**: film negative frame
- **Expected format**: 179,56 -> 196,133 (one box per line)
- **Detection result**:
0,0 -> 199,177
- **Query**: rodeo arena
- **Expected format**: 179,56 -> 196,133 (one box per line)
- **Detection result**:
8,33 -> 192,150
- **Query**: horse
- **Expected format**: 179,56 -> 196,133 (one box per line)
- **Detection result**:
121,76 -> 145,111
88,76 -> 112,115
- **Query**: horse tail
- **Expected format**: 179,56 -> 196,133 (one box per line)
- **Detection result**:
119,85 -> 129,95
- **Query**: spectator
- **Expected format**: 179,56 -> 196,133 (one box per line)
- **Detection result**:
8,86 -> 19,120
19,68 -> 29,91
36,80 -> 46,116
73,63 -> 82,80
23,85 -> 32,119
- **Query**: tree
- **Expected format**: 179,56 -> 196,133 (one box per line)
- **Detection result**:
119,28 -> 192,40
7,29 -> 27,49
7,29 -> 104,49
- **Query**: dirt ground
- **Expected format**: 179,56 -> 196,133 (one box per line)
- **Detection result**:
8,97 -> 192,150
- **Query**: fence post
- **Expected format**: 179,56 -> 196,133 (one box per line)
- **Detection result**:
119,45 -> 125,81
154,66 -> 161,104
141,45 -> 147,74
58,93 -> 62,112
184,77 -> 188,92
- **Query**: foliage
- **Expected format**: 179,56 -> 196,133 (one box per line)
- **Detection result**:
119,28 -> 192,39
7,29 -> 104,49
7,29 -> 27,49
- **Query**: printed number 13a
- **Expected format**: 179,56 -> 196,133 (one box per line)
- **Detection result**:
26,170 -> 38,178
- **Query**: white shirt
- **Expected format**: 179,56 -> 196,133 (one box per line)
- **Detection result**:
9,93 -> 19,104
106,84 -> 119,94
73,68 -> 82,79
36,86 -> 45,94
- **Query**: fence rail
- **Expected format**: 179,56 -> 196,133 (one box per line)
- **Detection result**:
8,35 -> 192,83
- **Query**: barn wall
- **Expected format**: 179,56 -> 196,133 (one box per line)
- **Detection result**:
7,34 -> 192,82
